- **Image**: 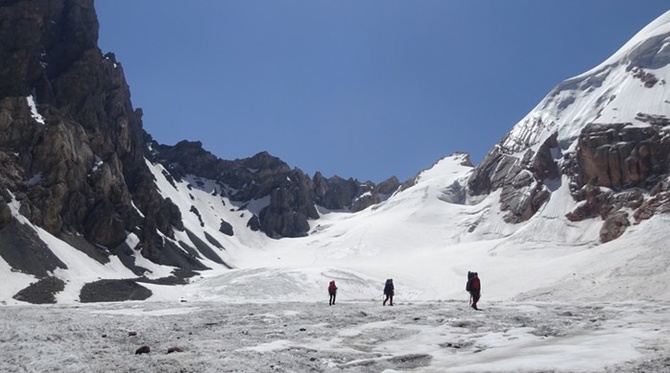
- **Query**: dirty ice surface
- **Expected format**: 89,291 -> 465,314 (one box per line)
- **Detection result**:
1,300 -> 669,373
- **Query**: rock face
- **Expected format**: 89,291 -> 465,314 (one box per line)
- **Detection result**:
568,121 -> 670,232
0,0 -> 219,287
469,116 -> 670,240
575,122 -> 670,189
467,132 -> 557,224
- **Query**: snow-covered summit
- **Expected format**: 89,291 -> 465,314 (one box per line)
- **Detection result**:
591,9 -> 670,74
502,10 -> 670,156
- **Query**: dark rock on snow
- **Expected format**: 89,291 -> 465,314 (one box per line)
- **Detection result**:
167,347 -> 183,354
12,276 -> 65,304
79,279 -> 152,303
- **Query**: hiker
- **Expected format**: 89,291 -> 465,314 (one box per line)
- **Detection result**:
466,271 -> 481,310
328,280 -> 337,306
383,279 -> 394,306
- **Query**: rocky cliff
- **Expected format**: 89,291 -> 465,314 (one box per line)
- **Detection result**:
0,0 -> 200,285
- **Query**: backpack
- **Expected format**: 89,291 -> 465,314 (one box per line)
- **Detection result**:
328,281 -> 337,292
466,271 -> 476,292
384,279 -> 394,293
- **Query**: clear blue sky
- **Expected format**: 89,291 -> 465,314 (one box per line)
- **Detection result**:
96,1 -> 669,183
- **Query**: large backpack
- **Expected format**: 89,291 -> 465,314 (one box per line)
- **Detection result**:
465,271 -> 476,292
384,279 -> 394,294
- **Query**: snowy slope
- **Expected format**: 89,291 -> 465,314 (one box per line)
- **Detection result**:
148,8 -> 670,304
133,149 -> 667,305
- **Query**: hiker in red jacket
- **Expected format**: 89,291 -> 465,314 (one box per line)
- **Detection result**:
328,280 -> 337,306
467,272 -> 481,310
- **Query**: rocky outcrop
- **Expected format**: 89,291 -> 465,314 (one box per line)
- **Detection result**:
630,66 -> 660,88
0,0 -> 98,98
564,119 -> 670,239
633,179 -> 670,221
79,279 -> 152,303
313,173 -> 400,212
472,115 -> 670,241
259,175 -> 317,238
600,211 -> 630,243
219,219 -> 234,236
575,122 -> 670,189
565,182 -> 611,222
313,173 -> 360,210
12,276 -> 65,304
468,132 -> 558,223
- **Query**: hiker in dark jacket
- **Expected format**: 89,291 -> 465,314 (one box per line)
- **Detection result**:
328,280 -> 337,306
383,279 -> 394,306
467,272 -> 481,310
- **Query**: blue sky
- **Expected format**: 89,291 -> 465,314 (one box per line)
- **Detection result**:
96,1 -> 669,183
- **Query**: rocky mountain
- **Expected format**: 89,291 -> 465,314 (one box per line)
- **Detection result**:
467,11 -> 670,242
0,0 -> 399,303
1,1 -> 669,305
149,140 -> 401,238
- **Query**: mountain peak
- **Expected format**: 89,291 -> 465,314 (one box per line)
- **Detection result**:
595,9 -> 670,73
470,9 -> 670,231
